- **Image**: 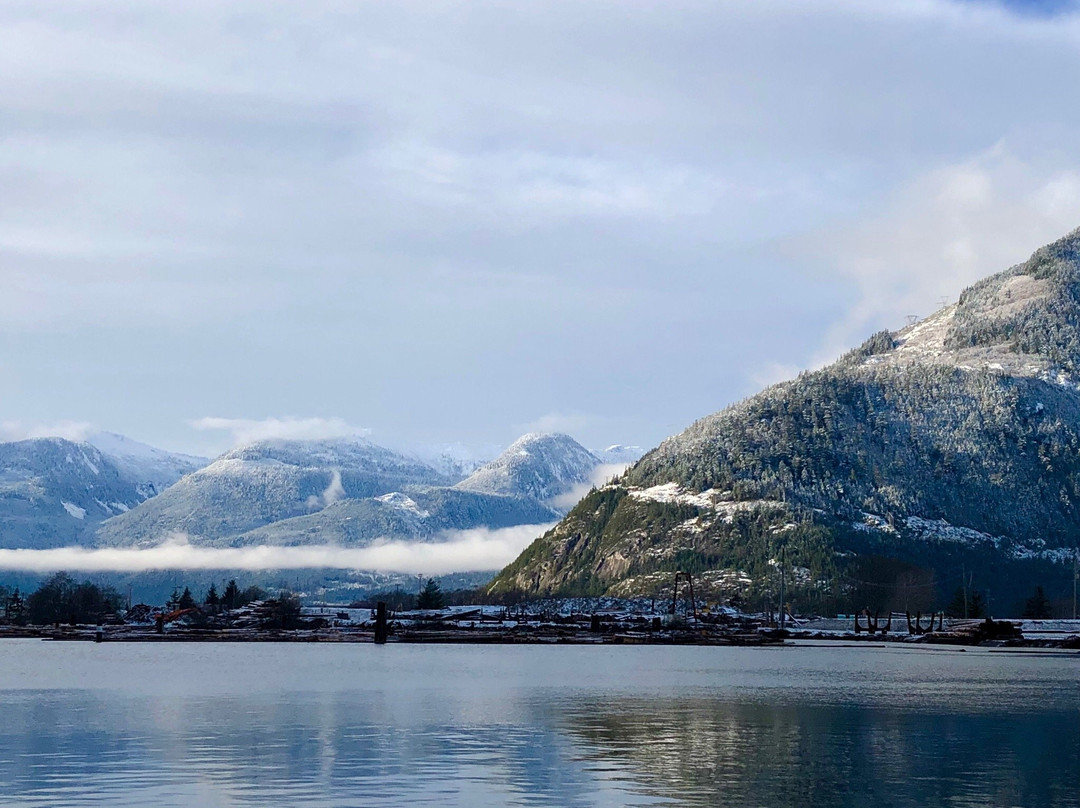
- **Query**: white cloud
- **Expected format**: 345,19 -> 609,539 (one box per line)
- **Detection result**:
519,413 -> 590,436
749,362 -> 801,390
306,469 -> 346,509
7,0 -> 1080,454
792,145 -> 1080,366
549,462 -> 630,511
0,525 -> 554,575
190,417 -> 370,448
0,420 -> 95,443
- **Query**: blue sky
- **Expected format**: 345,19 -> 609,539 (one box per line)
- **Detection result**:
987,0 -> 1077,14
3,0 -> 1080,458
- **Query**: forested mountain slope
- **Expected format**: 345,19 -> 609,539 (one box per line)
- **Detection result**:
94,438 -> 451,546
490,228 -> 1080,611
0,439 -> 146,549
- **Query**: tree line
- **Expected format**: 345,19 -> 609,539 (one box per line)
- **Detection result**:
0,573 -> 274,626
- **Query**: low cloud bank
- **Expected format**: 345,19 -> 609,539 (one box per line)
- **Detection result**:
190,416 -> 370,447
0,524 -> 555,575
550,463 -> 630,511
0,420 -> 95,443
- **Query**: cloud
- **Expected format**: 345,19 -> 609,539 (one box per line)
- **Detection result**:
190,417 -> 369,447
306,469 -> 345,509
792,145 -> 1080,366
0,525 -> 555,575
749,362 -> 801,389
0,420 -> 95,443
519,413 -> 591,436
549,462 -> 630,511
8,0 -> 1080,456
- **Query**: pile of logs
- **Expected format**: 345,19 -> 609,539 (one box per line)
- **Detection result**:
921,617 -> 1023,645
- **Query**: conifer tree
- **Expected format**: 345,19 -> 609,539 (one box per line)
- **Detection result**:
417,578 -> 444,610
1023,585 -> 1052,619
222,579 -> 240,609
178,587 -> 196,610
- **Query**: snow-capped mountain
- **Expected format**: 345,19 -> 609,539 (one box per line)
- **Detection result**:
404,442 -> 493,481
491,226 -> 1080,608
87,431 -> 207,497
94,438 -> 453,547
454,433 -> 601,507
0,438 -> 146,548
0,428 -> 630,559
594,444 -> 645,465
92,433 -> 605,550
230,487 -> 558,547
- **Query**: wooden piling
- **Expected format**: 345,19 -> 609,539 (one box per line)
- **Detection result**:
374,601 -> 388,644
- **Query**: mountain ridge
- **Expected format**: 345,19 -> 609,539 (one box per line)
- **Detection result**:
490,227 -> 1080,609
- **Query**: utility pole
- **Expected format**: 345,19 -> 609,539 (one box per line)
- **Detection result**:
778,545 -> 786,629
1073,548 -> 1078,621
962,565 -> 968,619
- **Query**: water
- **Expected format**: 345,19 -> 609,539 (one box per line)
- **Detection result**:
0,640 -> 1076,807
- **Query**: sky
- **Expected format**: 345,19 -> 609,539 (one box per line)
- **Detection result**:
4,0 -> 1080,460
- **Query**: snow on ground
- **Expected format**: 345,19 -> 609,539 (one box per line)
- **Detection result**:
854,512 -> 1077,566
628,482 -> 717,508
852,512 -> 898,534
375,492 -> 430,518
61,501 -> 86,519
905,516 -> 1001,547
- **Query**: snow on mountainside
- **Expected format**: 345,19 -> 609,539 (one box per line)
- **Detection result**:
0,438 -> 146,548
406,443 -> 492,481
492,227 -> 1080,607
230,487 -> 559,547
88,431 -> 207,496
454,433 -> 600,507
0,427 -> 633,559
94,438 -> 452,547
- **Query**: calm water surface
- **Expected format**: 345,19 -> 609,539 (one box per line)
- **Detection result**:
0,640 -> 1076,807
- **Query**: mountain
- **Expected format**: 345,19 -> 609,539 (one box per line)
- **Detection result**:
594,445 -> 645,465
0,439 -> 146,548
94,438 -> 452,547
406,443 -> 492,481
230,487 -> 558,547
455,433 -> 601,508
87,432 -> 207,497
92,433 -> 598,551
491,228 -> 1080,610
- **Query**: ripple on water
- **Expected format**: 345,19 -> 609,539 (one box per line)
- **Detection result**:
0,643 -> 1077,807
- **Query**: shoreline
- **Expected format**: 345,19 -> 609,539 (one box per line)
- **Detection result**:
3,622 -> 1078,650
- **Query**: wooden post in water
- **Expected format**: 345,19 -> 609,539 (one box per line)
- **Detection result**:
95,622 -> 103,643
374,601 -> 388,644
590,614 -> 601,633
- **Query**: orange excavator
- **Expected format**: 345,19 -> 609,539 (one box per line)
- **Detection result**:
154,608 -> 197,632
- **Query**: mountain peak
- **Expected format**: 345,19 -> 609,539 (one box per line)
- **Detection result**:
455,433 -> 600,506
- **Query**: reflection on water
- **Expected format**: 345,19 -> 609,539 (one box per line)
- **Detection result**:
561,697 -> 1078,808
0,642 -> 1076,807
